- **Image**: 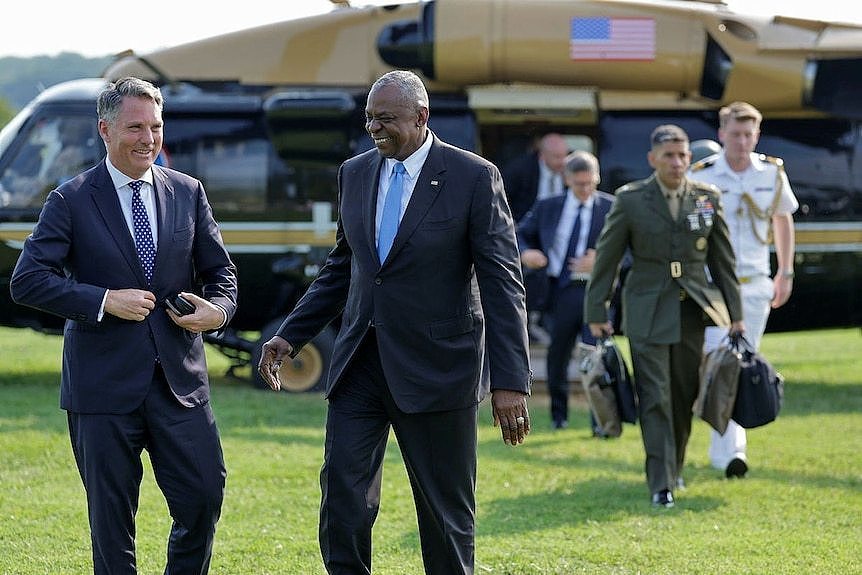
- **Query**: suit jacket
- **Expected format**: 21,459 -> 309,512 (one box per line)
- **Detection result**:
11,162 -> 237,413
276,134 -> 531,413
517,190 -> 615,274
501,151 -> 540,222
585,174 -> 742,344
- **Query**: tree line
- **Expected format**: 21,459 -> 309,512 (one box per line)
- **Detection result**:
0,53 -> 111,126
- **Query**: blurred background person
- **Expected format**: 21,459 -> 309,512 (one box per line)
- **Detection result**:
586,124 -> 743,508
689,101 -> 798,479
503,132 -> 570,223
503,132 -> 570,345
517,151 -> 614,430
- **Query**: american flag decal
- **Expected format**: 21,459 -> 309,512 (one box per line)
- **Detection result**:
570,17 -> 656,61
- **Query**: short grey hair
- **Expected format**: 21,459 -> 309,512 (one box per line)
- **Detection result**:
650,124 -> 689,149
369,70 -> 429,113
565,150 -> 600,177
97,77 -> 163,125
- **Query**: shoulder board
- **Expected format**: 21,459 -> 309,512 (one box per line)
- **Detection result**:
596,190 -> 616,203
615,179 -> 647,195
690,180 -> 721,194
690,154 -> 719,172
757,153 -> 784,168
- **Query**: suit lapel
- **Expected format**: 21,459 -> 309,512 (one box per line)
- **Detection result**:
151,167 -> 175,284
540,195 -> 565,249
586,196 -> 605,248
363,155 -> 385,265
643,176 -> 674,224
89,163 -> 146,284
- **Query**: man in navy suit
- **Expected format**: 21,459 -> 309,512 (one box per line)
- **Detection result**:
11,77 -> 237,574
258,70 -> 531,575
517,151 -> 614,430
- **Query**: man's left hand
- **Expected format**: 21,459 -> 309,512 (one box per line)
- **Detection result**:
492,389 -> 530,446
771,275 -> 793,309
166,292 -> 225,333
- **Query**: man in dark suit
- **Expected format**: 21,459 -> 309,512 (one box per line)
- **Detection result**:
502,133 -> 569,223
11,77 -> 237,574
517,151 -> 614,430
258,70 -> 532,575
585,124 -> 744,508
502,133 -> 569,344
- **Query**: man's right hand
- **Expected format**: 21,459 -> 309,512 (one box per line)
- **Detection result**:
105,289 -> 156,321
520,249 -> 548,270
257,336 -> 293,391
589,321 -> 613,339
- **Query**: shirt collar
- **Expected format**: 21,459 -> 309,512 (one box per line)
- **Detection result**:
105,158 -> 154,191
566,191 -> 595,210
748,152 -> 768,172
385,129 -> 433,180
714,151 -> 763,176
655,175 -> 685,199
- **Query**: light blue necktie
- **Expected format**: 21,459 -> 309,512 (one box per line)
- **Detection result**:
129,180 -> 156,284
378,162 -> 406,262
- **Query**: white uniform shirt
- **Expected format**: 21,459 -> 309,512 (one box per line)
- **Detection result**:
691,152 -> 798,278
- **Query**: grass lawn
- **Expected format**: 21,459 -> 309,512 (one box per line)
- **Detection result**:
1,326 -> 860,574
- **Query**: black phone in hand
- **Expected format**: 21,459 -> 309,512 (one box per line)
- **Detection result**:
165,294 -> 196,316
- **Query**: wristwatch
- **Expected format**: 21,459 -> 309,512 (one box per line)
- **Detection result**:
779,269 -> 795,279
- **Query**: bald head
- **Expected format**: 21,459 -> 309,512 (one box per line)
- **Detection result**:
538,133 -> 569,174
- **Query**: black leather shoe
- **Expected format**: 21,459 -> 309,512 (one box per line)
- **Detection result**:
726,457 -> 748,478
651,489 -> 674,508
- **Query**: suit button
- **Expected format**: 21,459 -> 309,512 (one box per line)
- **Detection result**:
374,278 -> 382,285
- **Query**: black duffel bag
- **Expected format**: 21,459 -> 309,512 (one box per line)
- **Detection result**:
731,335 -> 784,429
601,337 -> 637,424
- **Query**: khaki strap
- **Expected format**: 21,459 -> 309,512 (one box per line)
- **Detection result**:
738,157 -> 785,245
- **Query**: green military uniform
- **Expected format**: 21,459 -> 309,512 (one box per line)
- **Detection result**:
585,173 -> 742,495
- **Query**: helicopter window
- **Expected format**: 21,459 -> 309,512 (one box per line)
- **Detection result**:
757,119 -> 855,220
164,114 -> 344,223
0,113 -> 101,209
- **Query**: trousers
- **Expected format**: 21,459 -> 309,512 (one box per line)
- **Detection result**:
703,274 -> 773,469
67,365 -> 225,575
319,331 -> 477,575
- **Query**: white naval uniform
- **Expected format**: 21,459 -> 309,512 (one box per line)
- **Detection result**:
689,152 -> 799,470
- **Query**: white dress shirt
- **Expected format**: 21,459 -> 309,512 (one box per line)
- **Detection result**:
548,193 -> 594,278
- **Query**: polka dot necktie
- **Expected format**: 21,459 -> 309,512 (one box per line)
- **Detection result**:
129,180 -> 156,284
